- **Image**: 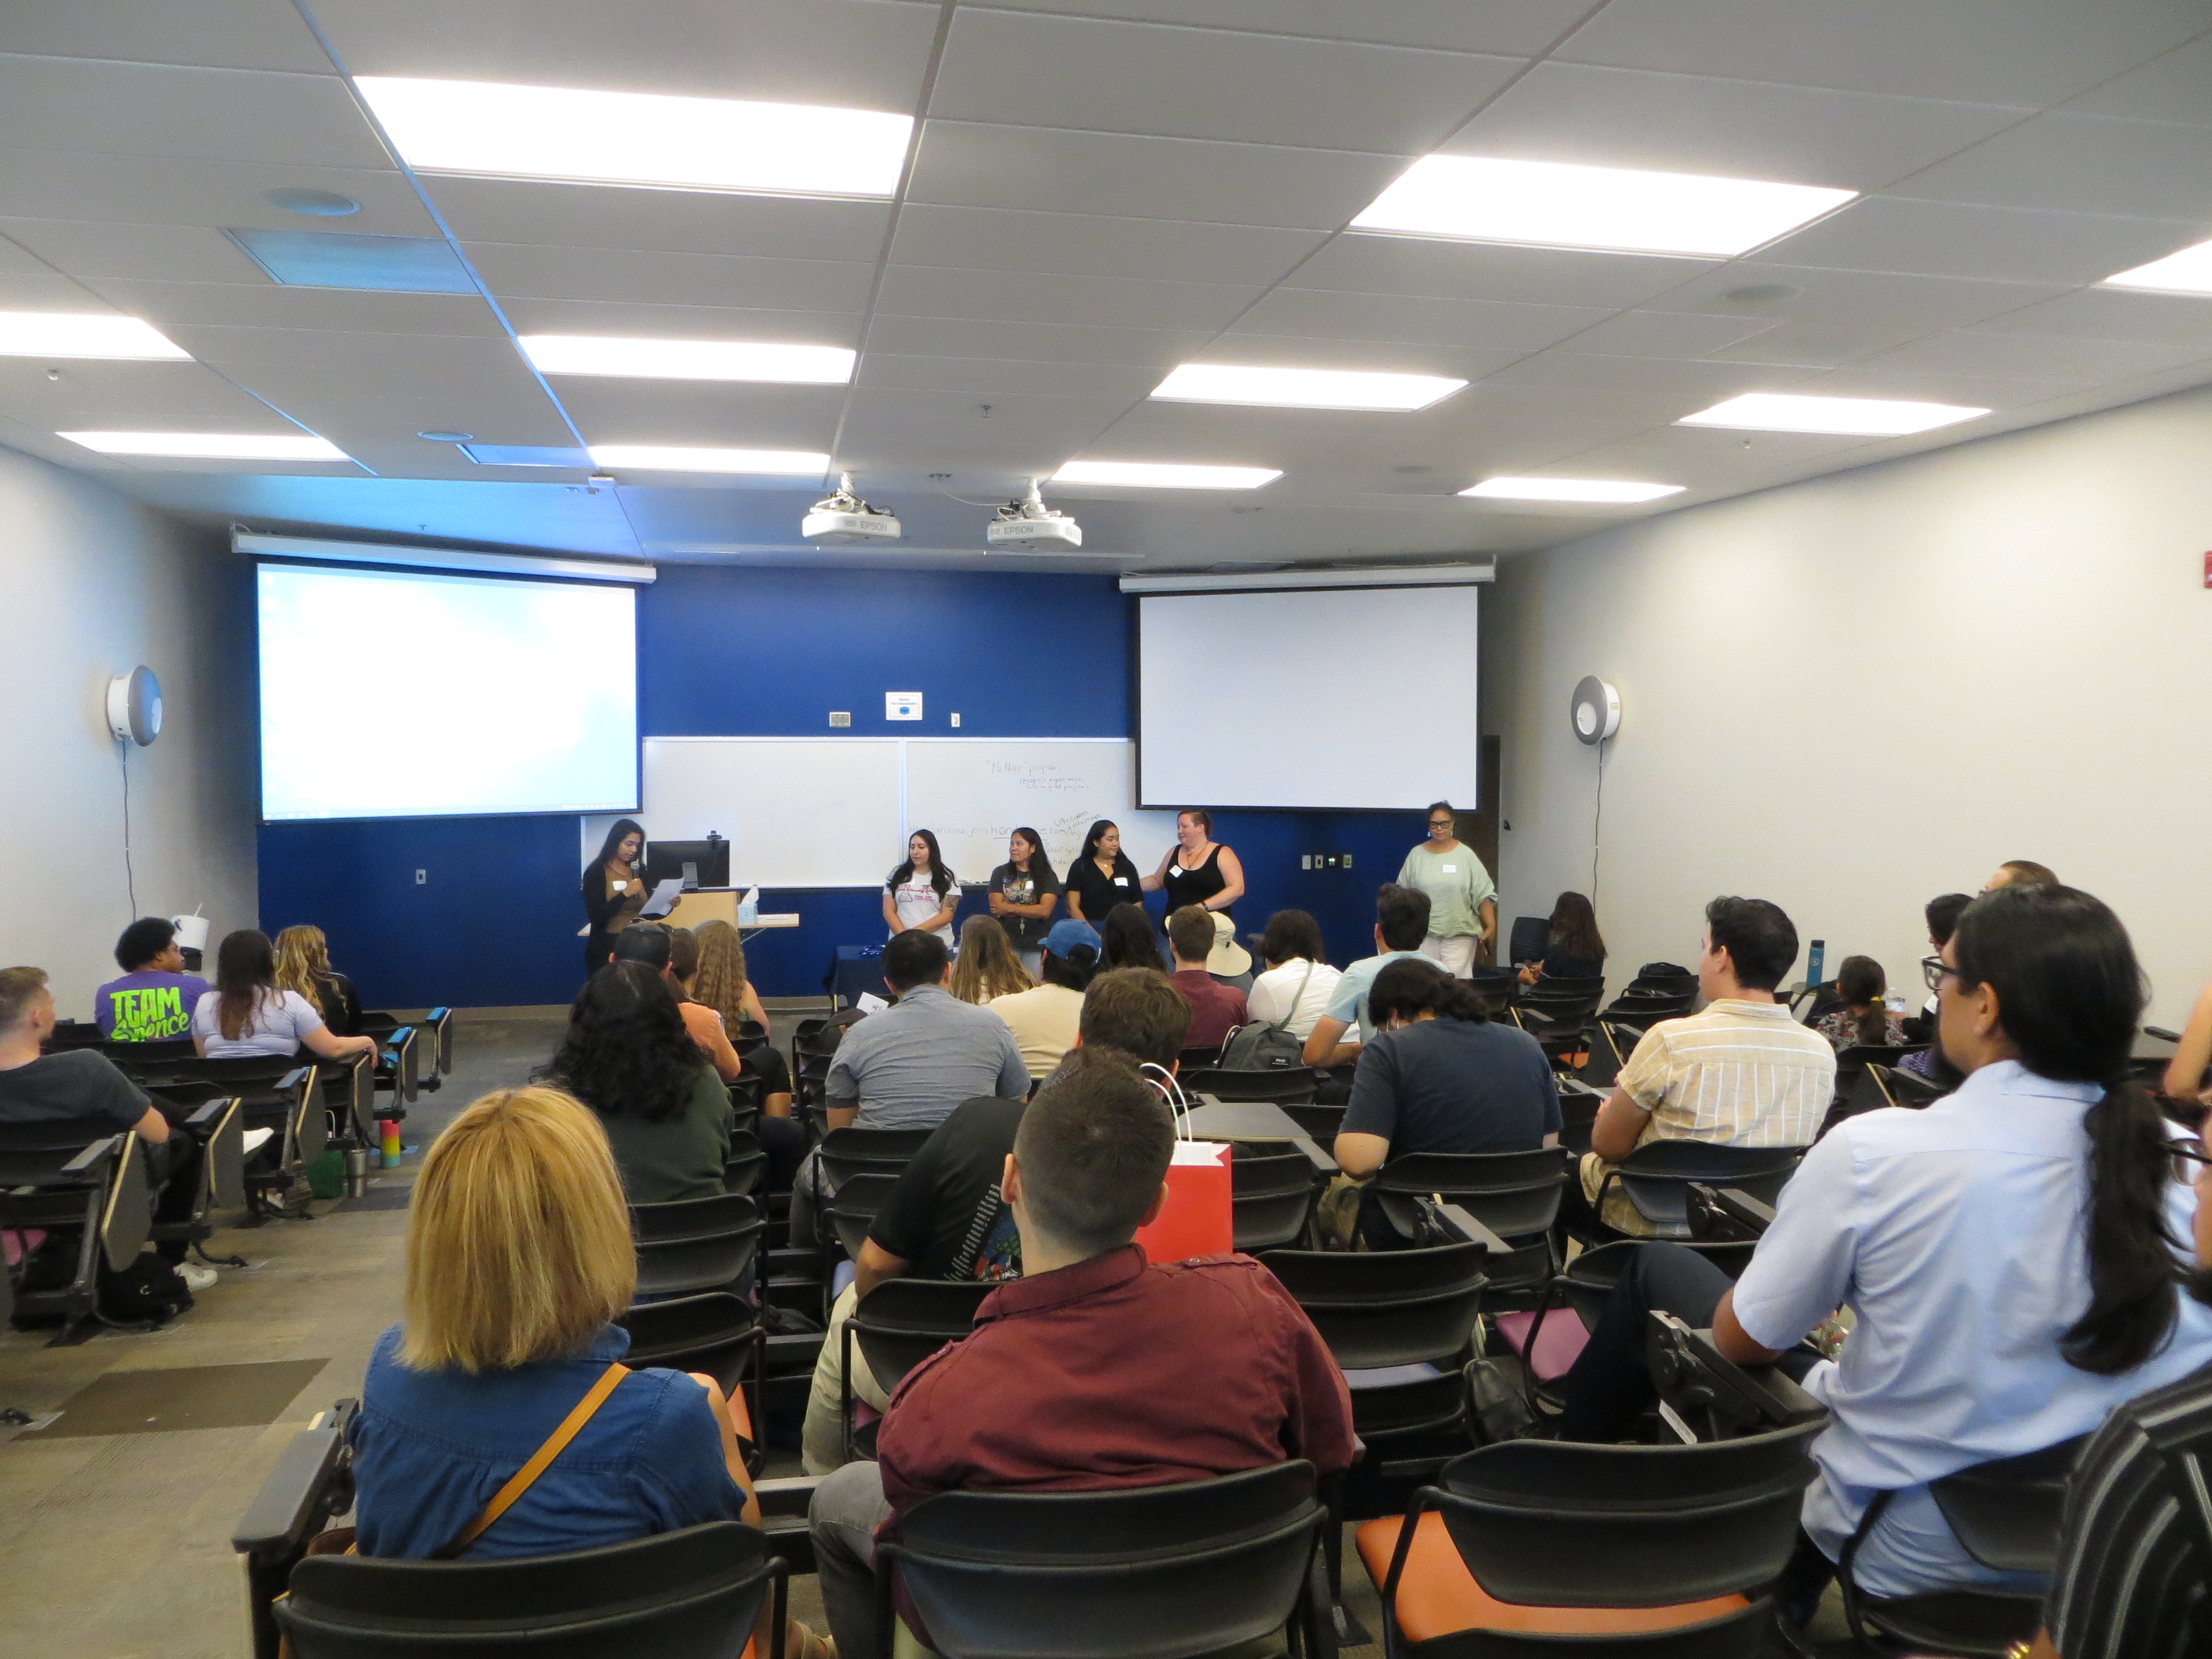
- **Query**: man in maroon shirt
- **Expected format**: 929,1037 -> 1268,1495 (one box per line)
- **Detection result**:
806,1048 -> 1355,1657
1166,904 -> 1248,1048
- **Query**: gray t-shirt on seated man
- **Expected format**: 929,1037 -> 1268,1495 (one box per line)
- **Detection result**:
826,983 -> 1029,1129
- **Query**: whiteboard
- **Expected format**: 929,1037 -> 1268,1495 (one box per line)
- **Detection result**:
904,740 -> 1180,885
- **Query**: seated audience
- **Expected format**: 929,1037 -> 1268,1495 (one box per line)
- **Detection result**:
613,924 -> 741,1082
192,930 -> 378,1067
800,965 -> 1193,1476
1245,910 -> 1344,1041
346,1086 -> 832,1657
806,1052 -> 1356,1659
540,961 -> 731,1204
94,917 -> 210,1042
2036,1143 -> 2212,1659
1205,912 -> 1255,994
1985,857 -> 2058,892
1558,884 -> 2212,1612
1903,893 -> 1974,1036
1561,897 -> 1833,1239
1516,890 -> 1607,986
1166,905 -> 1247,1047
0,965 -> 214,1290
687,921 -> 795,1111
672,923 -> 804,1188
986,918 -> 1097,1081
949,915 -> 1034,1005
1098,901 -> 1167,972
1332,958 -> 1561,1248
1813,954 -> 1909,1051
273,924 -> 363,1036
1302,884 -> 1434,1070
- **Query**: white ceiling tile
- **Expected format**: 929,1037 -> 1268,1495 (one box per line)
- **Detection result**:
1291,235 -> 1711,309
1761,195 -> 2204,285
1537,422 -> 1881,483
1965,287 -> 2212,348
863,312 -> 1215,367
1554,309 -> 1781,357
1885,113 -> 2212,220
1652,260 -> 2070,332
857,354 -> 1161,401
0,217 -> 266,285
1234,286 -> 1613,352
91,278 -> 507,335
975,1 -> 1597,55
837,388 -> 1133,472
422,176 -> 894,262
1849,327 -> 2212,385
1482,351 -> 1800,399
0,356 -> 284,427
465,242 -> 880,313
0,1 -> 336,72
2059,33 -> 2212,123
1699,320 -> 1945,368
931,10 -> 1517,153
907,120 -> 1406,229
0,55 -> 387,168
888,204 -> 1323,284
1441,62 -> 2032,190
1783,362 -> 2119,406
874,264 -> 1263,330
492,296 -> 865,347
0,270 -> 110,311
206,342 -> 545,404
310,0 -> 941,112
1553,0 -> 2211,105
549,379 -> 847,447
1185,332 -> 1529,381
0,148 -> 432,234
259,389 -> 577,447
102,472 -> 643,554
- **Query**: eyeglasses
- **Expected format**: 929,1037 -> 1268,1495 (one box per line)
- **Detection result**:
1921,955 -> 1963,994
2166,1136 -> 2212,1168
1427,820 -> 1453,830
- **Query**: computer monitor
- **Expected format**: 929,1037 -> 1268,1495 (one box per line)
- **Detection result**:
645,836 -> 728,891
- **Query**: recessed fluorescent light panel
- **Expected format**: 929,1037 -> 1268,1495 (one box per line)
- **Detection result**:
1151,364 -> 1466,411
1352,156 -> 1855,258
0,312 -> 190,360
521,336 -> 855,384
587,444 -> 831,475
1677,393 -> 1988,436
356,76 -> 911,198
1051,460 -> 1283,490
1461,477 -> 1684,504
2103,237 -> 2212,297
59,430 -> 350,461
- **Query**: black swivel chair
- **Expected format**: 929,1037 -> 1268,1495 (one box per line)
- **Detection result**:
0,1128 -> 152,1342
721,1129 -> 767,1199
630,1193 -> 764,1300
1370,1149 -> 1569,1256
1184,1066 -> 1322,1105
1231,1143 -> 1321,1252
879,1462 -> 1332,1659
1586,1142 -> 1802,1241
839,1277 -> 995,1463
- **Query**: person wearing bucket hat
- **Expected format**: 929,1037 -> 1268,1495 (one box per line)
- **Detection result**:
1204,911 -> 1255,995
987,919 -> 1100,1080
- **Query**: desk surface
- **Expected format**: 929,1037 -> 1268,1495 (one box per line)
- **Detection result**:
1185,1098 -> 1336,1174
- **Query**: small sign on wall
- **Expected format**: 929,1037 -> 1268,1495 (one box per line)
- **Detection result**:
886,691 -> 923,721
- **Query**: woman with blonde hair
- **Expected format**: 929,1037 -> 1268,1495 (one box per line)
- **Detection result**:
273,923 -> 363,1036
950,914 -> 1034,1004
346,1087 -> 834,1655
683,922 -> 805,1188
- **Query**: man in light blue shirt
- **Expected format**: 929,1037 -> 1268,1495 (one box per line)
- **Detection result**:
1554,884 -> 2212,1606
1302,884 -> 1432,1068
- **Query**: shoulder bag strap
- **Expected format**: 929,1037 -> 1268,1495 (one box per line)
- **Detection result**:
435,1360 -> 629,1559
1270,961 -> 1316,1034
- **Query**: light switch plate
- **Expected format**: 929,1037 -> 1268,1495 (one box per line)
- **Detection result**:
829,711 -> 852,728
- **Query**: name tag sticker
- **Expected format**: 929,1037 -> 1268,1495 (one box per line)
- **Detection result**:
1441,864 -> 1457,874
1115,876 -> 1131,886
612,880 -> 628,891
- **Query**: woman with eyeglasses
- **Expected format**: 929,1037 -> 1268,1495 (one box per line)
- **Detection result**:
1553,883 -> 2212,1619
1395,801 -> 1495,977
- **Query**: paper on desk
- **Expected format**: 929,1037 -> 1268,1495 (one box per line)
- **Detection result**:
241,1128 -> 275,1156
854,992 -> 889,1014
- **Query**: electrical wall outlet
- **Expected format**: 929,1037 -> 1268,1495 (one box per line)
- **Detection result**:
1301,854 -> 1312,870
951,712 -> 961,727
415,868 -> 426,885
829,711 -> 852,728
1343,853 -> 1353,869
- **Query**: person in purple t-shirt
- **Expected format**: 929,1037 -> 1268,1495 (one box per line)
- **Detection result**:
94,918 -> 210,1043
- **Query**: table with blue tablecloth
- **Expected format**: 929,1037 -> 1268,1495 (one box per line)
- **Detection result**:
828,946 -> 891,1009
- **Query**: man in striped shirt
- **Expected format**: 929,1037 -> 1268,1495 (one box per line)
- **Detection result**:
1562,896 -> 1834,1238
2036,1145 -> 2212,1659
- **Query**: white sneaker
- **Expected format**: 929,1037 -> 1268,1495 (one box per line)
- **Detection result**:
178,1262 -> 218,1292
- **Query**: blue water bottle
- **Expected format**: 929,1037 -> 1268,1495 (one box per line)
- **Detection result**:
1808,938 -> 1825,988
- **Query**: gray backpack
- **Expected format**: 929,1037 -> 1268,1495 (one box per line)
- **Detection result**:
1217,963 -> 1313,1071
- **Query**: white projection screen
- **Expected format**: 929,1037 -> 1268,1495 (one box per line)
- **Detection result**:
1138,586 -> 1480,810
257,563 -> 639,821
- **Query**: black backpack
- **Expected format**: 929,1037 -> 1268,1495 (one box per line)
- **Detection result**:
100,1252 -> 194,1324
1217,963 -> 1314,1072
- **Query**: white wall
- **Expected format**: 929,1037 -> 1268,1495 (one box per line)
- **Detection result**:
0,445 -> 257,1018
1484,380 -> 2212,1028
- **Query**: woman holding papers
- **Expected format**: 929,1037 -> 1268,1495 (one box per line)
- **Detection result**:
582,818 -> 650,980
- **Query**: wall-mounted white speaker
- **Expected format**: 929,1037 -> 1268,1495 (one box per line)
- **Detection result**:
106,665 -> 163,747
1571,675 -> 1619,746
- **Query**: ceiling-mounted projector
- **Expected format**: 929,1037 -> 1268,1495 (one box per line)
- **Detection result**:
986,480 -> 1083,551
802,473 -> 901,544
1571,675 -> 1620,745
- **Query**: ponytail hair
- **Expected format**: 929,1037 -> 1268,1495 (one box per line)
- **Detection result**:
1952,884 -> 2184,1374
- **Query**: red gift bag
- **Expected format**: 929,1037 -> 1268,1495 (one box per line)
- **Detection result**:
1134,1140 -> 1233,1263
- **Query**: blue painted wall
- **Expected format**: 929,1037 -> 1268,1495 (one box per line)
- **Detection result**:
259,564 -> 1439,1006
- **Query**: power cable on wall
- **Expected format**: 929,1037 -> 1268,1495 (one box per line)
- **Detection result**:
1591,738 -> 1605,910
118,738 -> 138,917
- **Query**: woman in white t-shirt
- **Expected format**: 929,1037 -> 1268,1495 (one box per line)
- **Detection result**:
881,830 -> 960,950
192,928 -> 380,1064
1244,910 -> 1346,1042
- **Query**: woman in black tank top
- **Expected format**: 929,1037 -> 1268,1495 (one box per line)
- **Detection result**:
1142,808 -> 1246,921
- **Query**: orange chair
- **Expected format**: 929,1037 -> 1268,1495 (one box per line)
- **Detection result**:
1361,1425 -> 1823,1657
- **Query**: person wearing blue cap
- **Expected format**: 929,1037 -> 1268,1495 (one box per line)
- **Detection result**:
987,918 -> 1100,1081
